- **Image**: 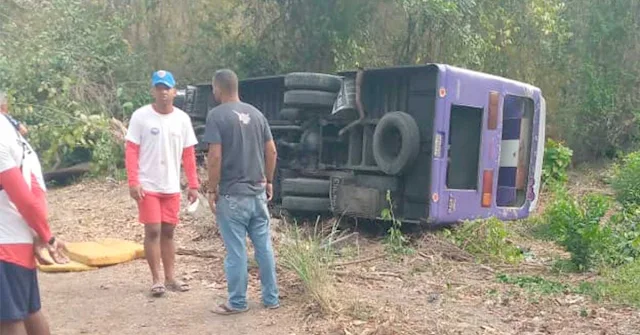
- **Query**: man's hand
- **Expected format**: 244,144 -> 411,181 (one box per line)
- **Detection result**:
33,236 -> 53,265
266,182 -> 273,201
129,185 -> 145,201
187,188 -> 199,204
47,239 -> 70,264
207,191 -> 218,214
34,237 -> 70,265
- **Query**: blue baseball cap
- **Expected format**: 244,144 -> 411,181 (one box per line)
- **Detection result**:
151,70 -> 176,88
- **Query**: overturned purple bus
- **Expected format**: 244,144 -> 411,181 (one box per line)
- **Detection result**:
176,63 -> 546,225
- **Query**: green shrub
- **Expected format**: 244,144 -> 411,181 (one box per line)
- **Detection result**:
611,151 -> 640,207
544,187 -> 612,270
543,186 -> 640,270
542,139 -> 573,185
607,205 -> 640,264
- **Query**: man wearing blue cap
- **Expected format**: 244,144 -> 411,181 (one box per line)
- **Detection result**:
125,70 -> 200,297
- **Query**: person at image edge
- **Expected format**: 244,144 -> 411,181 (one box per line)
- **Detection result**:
0,90 -> 69,335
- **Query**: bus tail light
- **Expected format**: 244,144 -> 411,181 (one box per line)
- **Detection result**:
482,169 -> 494,207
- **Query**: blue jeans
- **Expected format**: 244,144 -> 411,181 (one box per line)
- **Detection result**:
216,192 -> 279,309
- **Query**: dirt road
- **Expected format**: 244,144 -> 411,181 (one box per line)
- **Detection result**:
39,257 -> 301,335
38,180 -> 640,335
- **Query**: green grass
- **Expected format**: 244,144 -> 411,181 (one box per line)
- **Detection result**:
585,260 -> 640,307
496,260 -> 640,308
497,273 -> 569,295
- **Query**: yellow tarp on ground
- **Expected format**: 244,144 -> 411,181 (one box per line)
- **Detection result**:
37,259 -> 96,273
64,238 -> 145,267
98,238 -> 145,259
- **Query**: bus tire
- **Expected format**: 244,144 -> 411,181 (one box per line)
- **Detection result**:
281,178 -> 330,197
279,108 -> 300,121
372,111 -> 420,175
284,90 -> 337,109
193,123 -> 208,153
282,196 -> 331,212
285,72 -> 342,92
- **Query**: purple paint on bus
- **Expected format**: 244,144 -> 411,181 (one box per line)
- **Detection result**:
428,64 -> 543,225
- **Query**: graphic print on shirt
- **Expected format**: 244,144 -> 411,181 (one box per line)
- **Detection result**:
233,110 -> 251,125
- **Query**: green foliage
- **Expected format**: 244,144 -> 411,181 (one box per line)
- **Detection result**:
543,185 -> 640,271
443,218 -> 524,264
611,151 -> 640,207
557,0 -> 640,161
544,188 -> 612,270
542,139 -> 573,185
0,0 -> 149,175
497,273 -> 569,295
1,0 -> 638,178
381,190 -> 413,256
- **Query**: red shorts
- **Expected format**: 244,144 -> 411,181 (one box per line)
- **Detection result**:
137,192 -> 181,225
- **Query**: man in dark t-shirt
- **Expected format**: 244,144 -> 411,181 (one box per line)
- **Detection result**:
203,69 -> 280,315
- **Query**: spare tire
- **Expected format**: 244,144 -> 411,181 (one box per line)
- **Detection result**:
284,90 -> 337,109
285,72 -> 343,92
279,108 -> 300,122
273,168 -> 298,201
282,178 -> 330,197
282,196 -> 331,212
193,124 -> 208,152
372,111 -> 420,175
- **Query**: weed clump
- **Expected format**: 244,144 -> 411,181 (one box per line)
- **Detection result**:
380,190 -> 413,256
443,217 -> 524,264
278,218 -> 338,314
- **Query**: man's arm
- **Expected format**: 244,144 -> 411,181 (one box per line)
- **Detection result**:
182,146 -> 199,189
125,141 -> 140,187
124,113 -> 142,187
0,168 -> 52,242
182,116 -> 200,190
263,119 -> 277,184
124,113 -> 146,200
264,140 -> 277,184
207,144 -> 222,193
202,113 -> 222,194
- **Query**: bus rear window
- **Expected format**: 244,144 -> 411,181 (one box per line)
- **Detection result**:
446,105 -> 483,190
497,94 -> 534,207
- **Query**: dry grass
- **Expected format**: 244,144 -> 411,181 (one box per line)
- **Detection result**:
277,216 -> 342,315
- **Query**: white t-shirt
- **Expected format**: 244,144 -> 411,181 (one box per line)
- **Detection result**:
0,115 -> 46,245
125,105 -> 198,194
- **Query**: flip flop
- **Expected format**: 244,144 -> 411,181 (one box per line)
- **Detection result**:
166,280 -> 190,292
265,303 -> 280,310
151,283 -> 166,297
211,303 -> 249,315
